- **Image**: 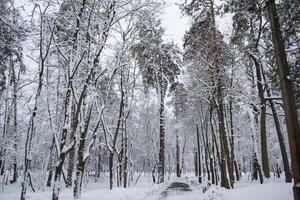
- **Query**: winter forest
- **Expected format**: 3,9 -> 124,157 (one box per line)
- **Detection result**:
0,0 -> 300,200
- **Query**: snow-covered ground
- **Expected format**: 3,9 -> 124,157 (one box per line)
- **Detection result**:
0,174 -> 293,200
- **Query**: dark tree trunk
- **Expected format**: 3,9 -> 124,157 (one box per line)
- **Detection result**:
123,128 -> 128,188
108,66 -> 125,190
201,123 -> 210,182
217,95 -> 231,189
252,152 -> 264,184
96,142 -> 101,179
196,124 -> 202,183
181,138 -> 186,176
109,153 -> 114,190
194,148 -> 198,177
209,0 -> 230,189
176,130 -> 181,177
209,108 -> 218,185
158,88 -> 165,184
73,105 -> 92,199
249,53 -> 270,178
52,158 -> 65,200
234,161 -> 240,181
210,107 -> 221,185
266,1 -> 300,199
262,69 -> 292,183
229,100 -> 239,181
11,64 -> 18,184
46,137 -> 56,187
66,101 -> 76,188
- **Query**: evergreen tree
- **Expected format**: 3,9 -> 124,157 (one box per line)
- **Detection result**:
132,17 -> 181,183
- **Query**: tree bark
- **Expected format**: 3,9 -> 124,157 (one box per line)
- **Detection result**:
196,124 -> 202,183
73,104 -> 92,199
229,100 -> 239,181
46,137 -> 56,187
181,137 -> 186,176
194,148 -> 199,177
176,130 -> 181,177
266,1 -> 300,199
158,85 -> 166,184
249,53 -> 270,178
262,67 -> 292,183
200,119 -> 210,182
209,0 -> 231,189
11,63 -> 18,184
66,101 -> 76,188
123,126 -> 128,188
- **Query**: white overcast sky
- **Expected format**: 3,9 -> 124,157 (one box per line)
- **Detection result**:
15,0 -> 189,47
15,0 -> 231,50
161,0 -> 190,48
161,0 -> 232,47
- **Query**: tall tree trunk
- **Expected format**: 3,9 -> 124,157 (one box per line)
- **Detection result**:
229,100 -> 239,181
176,130 -> 181,177
210,107 -> 220,186
209,0 -> 230,189
262,68 -> 292,183
204,120 -> 214,183
20,11 -> 53,198
109,153 -> 114,190
46,68 -> 60,187
108,66 -> 125,189
158,86 -> 165,184
217,94 -> 231,189
194,148 -> 199,177
123,126 -> 128,188
73,104 -> 92,199
181,137 -> 186,175
11,64 -> 18,184
266,1 -> 300,199
196,124 -> 202,183
52,158 -> 65,200
66,101 -> 76,188
0,101 -> 9,176
249,53 -> 270,178
46,137 -> 55,187
201,120 -> 210,182
212,125 -> 218,186
96,140 -> 101,179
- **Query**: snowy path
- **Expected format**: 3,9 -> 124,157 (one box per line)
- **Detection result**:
0,176 -> 293,200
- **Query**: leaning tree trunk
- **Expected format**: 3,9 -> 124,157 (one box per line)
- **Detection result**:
20,6 -> 53,198
73,104 -> 92,199
52,79 -> 84,200
266,1 -> 300,199
262,68 -> 292,183
107,65 -> 125,190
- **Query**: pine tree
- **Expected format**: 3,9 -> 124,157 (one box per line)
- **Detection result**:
132,17 -> 181,183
